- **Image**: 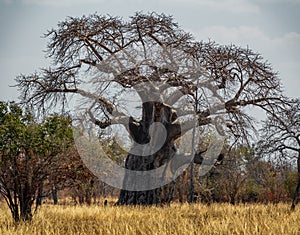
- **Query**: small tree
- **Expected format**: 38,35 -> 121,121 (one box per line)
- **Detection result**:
0,102 -> 73,221
258,99 -> 300,209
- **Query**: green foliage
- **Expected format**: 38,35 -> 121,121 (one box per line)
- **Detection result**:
243,179 -> 261,202
283,172 -> 297,198
0,102 -> 27,159
0,102 -> 75,222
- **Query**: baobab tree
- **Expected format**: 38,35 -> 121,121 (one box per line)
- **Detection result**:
16,12 -> 286,205
258,99 -> 300,210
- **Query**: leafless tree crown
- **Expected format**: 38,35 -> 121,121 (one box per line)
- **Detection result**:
16,12 -> 287,139
259,99 -> 300,158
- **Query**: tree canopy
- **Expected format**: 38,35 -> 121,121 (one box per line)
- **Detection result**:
16,12 -> 286,138
0,102 -> 74,221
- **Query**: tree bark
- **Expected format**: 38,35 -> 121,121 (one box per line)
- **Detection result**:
36,181 -> 43,208
19,182 -> 33,221
117,102 -> 180,205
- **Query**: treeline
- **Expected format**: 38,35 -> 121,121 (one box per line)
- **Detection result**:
0,101 -> 298,222
52,143 -> 298,206
173,146 -> 297,205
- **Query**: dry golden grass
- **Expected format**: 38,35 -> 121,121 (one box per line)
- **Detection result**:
0,201 -> 299,235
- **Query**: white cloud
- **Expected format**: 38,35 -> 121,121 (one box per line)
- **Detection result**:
196,26 -> 300,62
167,0 -> 260,14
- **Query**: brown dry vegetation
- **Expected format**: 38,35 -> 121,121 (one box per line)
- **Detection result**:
0,201 -> 299,235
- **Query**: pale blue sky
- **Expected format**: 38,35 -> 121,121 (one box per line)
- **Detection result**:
0,0 -> 299,101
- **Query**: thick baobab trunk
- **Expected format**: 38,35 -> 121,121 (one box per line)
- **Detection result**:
291,152 -> 300,210
117,102 -> 180,205
117,145 -> 177,205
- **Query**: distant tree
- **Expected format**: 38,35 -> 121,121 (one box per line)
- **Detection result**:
45,146 -> 97,205
195,144 -> 250,204
0,102 -> 73,222
16,12 -> 286,205
215,146 -> 249,204
258,99 -> 300,210
190,140 -> 296,204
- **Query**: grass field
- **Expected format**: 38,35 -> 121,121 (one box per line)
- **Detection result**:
0,201 -> 299,235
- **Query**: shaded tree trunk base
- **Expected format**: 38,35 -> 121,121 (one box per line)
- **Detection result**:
52,186 -> 58,205
291,179 -> 299,211
116,189 -> 162,206
291,155 -> 300,211
116,144 -> 177,206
